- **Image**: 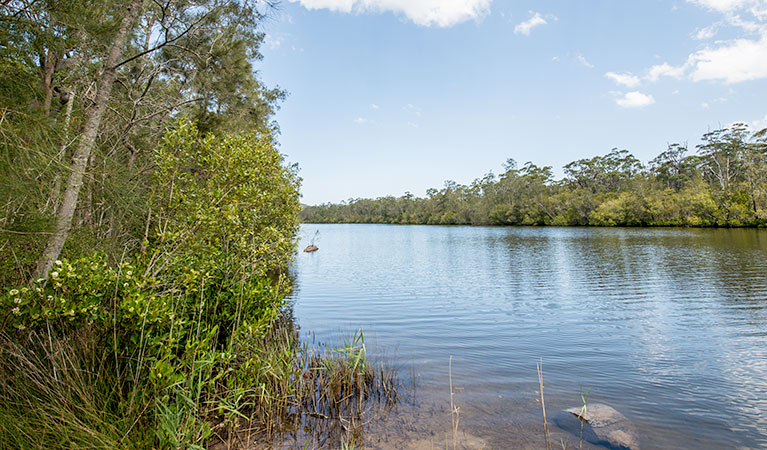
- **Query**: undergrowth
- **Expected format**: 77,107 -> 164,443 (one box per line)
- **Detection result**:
0,121 -> 397,449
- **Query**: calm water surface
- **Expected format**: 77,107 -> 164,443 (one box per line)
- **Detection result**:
290,224 -> 767,449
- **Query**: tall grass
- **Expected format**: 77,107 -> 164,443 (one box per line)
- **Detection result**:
0,301 -> 397,450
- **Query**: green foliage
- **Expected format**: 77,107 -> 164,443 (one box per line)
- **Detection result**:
152,120 -> 300,281
0,122 -> 302,449
301,124 -> 767,228
0,0 -> 287,283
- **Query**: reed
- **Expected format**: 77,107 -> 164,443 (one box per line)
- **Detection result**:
537,358 -> 552,450
0,321 -> 397,450
449,355 -> 460,450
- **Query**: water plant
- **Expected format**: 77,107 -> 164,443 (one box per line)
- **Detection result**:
537,358 -> 552,450
578,388 -> 591,450
449,355 -> 460,450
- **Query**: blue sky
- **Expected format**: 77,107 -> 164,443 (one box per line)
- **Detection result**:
257,0 -> 767,205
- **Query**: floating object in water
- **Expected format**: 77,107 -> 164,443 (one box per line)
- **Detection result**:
554,403 -> 639,450
304,245 -> 319,253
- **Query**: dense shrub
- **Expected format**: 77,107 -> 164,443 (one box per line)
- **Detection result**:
0,121 -> 302,449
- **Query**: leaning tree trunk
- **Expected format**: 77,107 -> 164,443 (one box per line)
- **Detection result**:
32,0 -> 143,281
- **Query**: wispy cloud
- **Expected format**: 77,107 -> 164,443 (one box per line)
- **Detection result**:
514,11 -> 552,36
353,117 -> 372,124
686,0 -> 767,17
605,72 -> 641,87
264,34 -> 283,50
370,103 -> 380,110
404,103 -> 422,117
693,24 -> 719,39
288,0 -> 491,27
752,113 -> 767,129
576,54 -> 594,68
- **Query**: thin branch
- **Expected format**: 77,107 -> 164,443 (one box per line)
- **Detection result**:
112,12 -> 211,70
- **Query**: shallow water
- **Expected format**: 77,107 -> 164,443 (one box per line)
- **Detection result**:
289,224 -> 767,449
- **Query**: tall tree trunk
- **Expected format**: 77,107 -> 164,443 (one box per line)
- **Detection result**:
32,0 -> 143,281
42,54 -> 56,116
40,18 -> 56,116
45,88 -> 75,214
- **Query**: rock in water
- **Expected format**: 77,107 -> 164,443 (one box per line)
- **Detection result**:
303,245 -> 319,253
554,403 -> 639,450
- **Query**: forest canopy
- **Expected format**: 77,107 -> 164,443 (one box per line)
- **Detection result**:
300,124 -> 767,228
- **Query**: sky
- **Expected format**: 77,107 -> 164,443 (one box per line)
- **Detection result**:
257,0 -> 767,205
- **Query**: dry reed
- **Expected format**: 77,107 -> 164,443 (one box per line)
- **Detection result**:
537,357 -> 552,450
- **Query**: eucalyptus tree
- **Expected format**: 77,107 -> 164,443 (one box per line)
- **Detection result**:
650,143 -> 692,191
31,0 -> 145,280
742,127 -> 767,216
0,0 -> 283,282
564,148 -> 642,194
696,123 -> 750,194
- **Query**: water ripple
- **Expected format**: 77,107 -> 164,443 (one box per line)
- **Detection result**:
290,225 -> 767,449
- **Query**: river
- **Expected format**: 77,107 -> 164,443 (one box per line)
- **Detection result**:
289,224 -> 767,449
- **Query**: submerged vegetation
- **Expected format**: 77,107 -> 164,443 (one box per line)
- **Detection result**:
0,1 -> 395,448
301,124 -> 767,227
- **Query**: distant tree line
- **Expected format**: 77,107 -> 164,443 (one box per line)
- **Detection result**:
300,124 -> 767,227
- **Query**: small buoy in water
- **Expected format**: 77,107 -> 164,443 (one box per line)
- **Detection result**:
304,245 -> 319,253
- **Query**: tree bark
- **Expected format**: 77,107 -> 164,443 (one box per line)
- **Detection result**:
32,0 -> 143,281
40,18 -> 57,116
44,88 -> 74,214
42,53 -> 55,116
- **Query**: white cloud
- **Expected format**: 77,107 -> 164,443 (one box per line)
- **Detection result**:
643,30 -> 767,84
576,54 -> 594,68
514,12 -> 549,35
615,91 -> 656,108
605,71 -> 641,87
370,103 -> 380,110
689,37 -> 767,82
642,0 -> 767,85
288,0 -> 492,27
688,0 -> 747,12
687,0 -> 766,14
645,62 -> 688,81
353,117 -> 371,124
